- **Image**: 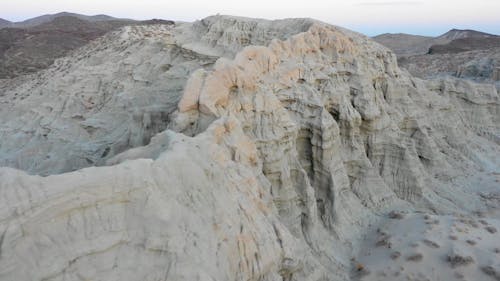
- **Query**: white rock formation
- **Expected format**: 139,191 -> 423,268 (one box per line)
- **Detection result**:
0,117 -> 342,280
0,17 -> 316,175
0,15 -> 499,281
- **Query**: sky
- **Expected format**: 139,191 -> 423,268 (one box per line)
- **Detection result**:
0,0 -> 499,36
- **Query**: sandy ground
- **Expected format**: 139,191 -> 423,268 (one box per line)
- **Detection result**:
352,172 -> 500,281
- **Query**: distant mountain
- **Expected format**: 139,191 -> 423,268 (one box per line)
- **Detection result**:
375,29 -> 500,83
0,18 -> 11,28
436,29 -> 498,41
374,29 -> 500,57
373,33 -> 433,56
428,30 -> 500,54
1,12 -> 129,29
0,15 -> 173,78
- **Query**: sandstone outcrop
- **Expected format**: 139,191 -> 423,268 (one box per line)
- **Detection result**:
0,15 -> 498,281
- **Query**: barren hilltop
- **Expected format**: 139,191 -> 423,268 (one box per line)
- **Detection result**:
0,13 -> 173,78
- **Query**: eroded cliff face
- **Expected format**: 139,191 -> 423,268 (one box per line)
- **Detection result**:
172,20 -> 499,218
0,15 -> 499,281
0,17 -> 313,175
0,118 -> 338,281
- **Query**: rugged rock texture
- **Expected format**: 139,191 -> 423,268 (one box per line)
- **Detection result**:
0,16 -> 313,175
0,24 -> 212,175
0,117 -> 340,281
0,15 -> 499,281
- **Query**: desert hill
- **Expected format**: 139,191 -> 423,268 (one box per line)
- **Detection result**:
0,18 -> 11,28
1,12 -> 125,29
428,37 -> 500,54
0,14 -> 173,78
436,28 -> 498,41
372,33 -> 433,56
375,29 -> 500,83
374,28 -> 499,57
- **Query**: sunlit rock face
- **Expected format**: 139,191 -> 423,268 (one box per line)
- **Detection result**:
0,15 -> 498,281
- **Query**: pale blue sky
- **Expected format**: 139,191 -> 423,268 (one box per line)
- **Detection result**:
1,0 -> 499,36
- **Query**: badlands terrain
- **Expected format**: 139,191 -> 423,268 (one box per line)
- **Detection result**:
0,13 -> 499,281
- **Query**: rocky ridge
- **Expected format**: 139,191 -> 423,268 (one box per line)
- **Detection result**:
0,15 -> 499,281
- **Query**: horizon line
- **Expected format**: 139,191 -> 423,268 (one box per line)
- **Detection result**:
1,11 -> 499,37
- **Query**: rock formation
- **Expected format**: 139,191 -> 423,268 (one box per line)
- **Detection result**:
0,15 -> 498,281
